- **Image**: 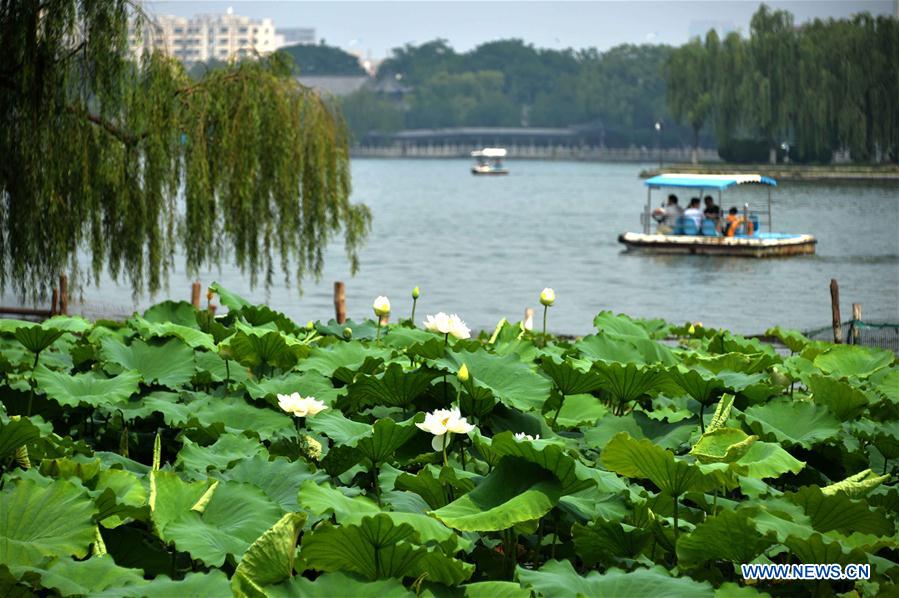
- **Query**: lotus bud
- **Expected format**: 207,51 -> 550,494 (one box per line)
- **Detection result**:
373,296 -> 391,317
306,320 -> 315,331
457,363 -> 469,383
342,327 -> 353,340
688,324 -> 696,335
206,288 -> 214,302
540,288 -> 555,307
412,286 -> 420,299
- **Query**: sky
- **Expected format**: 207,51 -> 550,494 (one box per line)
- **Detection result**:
144,1 -> 896,59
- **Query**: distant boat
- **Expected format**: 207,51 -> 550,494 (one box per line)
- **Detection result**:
471,148 -> 509,176
618,173 -> 816,257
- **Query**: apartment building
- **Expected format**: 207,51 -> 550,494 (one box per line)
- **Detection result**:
130,10 -> 285,63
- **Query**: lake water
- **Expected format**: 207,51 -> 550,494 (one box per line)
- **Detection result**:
10,159 -> 899,335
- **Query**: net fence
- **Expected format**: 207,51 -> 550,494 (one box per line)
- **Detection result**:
804,320 -> 899,354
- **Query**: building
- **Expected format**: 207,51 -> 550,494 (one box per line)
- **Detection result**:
129,9 -> 285,63
277,27 -> 317,47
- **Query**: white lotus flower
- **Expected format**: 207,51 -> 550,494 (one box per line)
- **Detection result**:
416,407 -> 475,451
373,296 -> 391,317
423,312 -> 470,339
277,393 -> 328,418
514,432 -> 540,442
447,314 -> 471,339
540,288 -> 555,307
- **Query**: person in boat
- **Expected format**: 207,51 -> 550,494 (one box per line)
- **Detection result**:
724,206 -> 754,237
652,194 -> 683,234
703,195 -> 721,224
684,197 -> 703,230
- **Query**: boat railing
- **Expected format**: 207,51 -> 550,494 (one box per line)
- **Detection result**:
642,204 -> 773,236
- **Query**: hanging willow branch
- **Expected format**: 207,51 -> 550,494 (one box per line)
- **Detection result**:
0,0 -> 370,299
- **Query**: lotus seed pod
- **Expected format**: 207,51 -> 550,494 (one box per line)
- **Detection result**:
412,286 -> 420,299
343,327 -> 353,339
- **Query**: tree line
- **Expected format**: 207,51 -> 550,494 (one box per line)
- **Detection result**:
332,5 -> 897,164
667,6 -> 898,164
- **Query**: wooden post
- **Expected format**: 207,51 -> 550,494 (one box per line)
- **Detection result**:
334,281 -> 346,324
830,279 -> 842,344
59,274 -> 68,315
51,288 -> 59,316
190,281 -> 201,309
851,303 -> 862,345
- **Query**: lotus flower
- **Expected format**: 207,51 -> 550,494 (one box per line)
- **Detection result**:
373,296 -> 391,317
540,288 -> 555,307
514,432 -> 539,442
416,407 -> 475,451
277,393 -> 328,418
423,312 -> 471,340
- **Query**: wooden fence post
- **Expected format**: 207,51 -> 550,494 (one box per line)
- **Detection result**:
191,281 -> 201,309
830,279 -> 842,344
851,303 -> 862,345
334,281 -> 346,324
59,274 -> 68,316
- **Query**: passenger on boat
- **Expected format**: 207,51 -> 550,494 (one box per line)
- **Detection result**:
684,197 -> 703,230
724,207 -> 754,237
652,194 -> 683,234
703,196 -> 721,224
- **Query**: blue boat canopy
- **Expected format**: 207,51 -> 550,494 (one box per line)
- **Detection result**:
645,173 -> 777,189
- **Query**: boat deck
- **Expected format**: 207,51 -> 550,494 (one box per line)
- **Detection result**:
619,232 -> 817,257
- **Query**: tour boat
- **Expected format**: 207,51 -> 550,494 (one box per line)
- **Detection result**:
471,148 -> 509,175
618,173 -> 816,257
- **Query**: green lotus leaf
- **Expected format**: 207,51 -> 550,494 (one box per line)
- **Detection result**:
552,393 -> 609,428
852,420 -> 899,459
265,572 -> 411,598
176,434 -> 267,475
813,345 -> 894,379
516,560 -> 714,598
483,431 -> 595,495
164,481 -> 283,567
394,467 -> 455,510
0,479 -> 97,566
185,393 -> 296,442
13,556 -> 146,596
34,367 -> 140,408
822,469 -> 890,498
219,329 -> 305,371
243,371 -> 341,405
39,454 -> 102,481
195,351 -> 249,384
117,391 -> 191,426
601,432 -> 719,496
592,362 -> 669,408
308,411 -> 422,464
231,512 -> 307,596
706,394 -> 735,432
571,519 -> 652,565
92,571 -> 231,597
539,356 -> 603,396
298,480 -> 458,548
100,336 -> 195,389
690,428 -> 758,464
209,282 -> 253,312
576,332 -> 661,365
786,486 -> 894,536
872,367 -> 899,405
143,300 -> 200,327
742,399 -> 841,449
380,325 -> 440,348
217,455 -> 326,512
298,342 -> 391,381
783,532 -> 869,568
584,412 -> 695,451
765,326 -> 815,353
431,458 -> 562,532
129,316 -> 215,350
593,311 -> 658,338
235,305 -> 303,335
346,363 -> 439,409
149,470 -> 217,536
460,581 -> 530,598
730,441 -> 805,479
316,318 -> 380,340
676,509 -> 774,567
90,469 -> 148,527
300,514 -> 474,585
0,416 -> 41,460
807,374 -> 868,420
432,349 -> 551,413
668,366 -> 726,407
13,325 -> 67,355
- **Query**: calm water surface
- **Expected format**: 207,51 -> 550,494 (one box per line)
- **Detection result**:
20,160 -> 899,335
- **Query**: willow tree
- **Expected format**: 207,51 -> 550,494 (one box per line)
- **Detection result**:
0,0 -> 370,300
665,37 -> 714,164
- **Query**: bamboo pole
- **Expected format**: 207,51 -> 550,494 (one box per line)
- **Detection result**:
830,279 -> 842,344
851,303 -> 862,345
334,281 -> 346,324
190,281 -> 201,309
59,274 -> 68,315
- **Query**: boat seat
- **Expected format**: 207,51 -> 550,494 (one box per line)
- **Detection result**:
673,216 -> 686,235
681,218 -> 699,236
701,219 -> 719,236
750,215 -> 760,236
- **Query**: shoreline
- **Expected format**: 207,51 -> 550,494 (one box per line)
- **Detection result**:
638,163 -> 899,183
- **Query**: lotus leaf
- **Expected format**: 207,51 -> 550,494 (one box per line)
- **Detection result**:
690,428 -> 758,464
231,512 -> 306,595
813,345 -> 894,379
100,336 -> 195,388
34,367 -> 140,408
742,399 -> 842,449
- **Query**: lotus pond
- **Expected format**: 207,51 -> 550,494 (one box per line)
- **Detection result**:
0,284 -> 897,597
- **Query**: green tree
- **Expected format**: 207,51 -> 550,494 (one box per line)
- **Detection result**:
340,89 -> 404,140
666,38 -> 713,164
0,0 -> 370,299
278,42 -> 367,76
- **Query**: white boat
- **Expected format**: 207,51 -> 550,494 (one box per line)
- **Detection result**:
619,173 -> 816,257
471,148 -> 509,175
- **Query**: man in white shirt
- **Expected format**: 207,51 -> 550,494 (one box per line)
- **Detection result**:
652,194 -> 683,234
684,197 -> 703,230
